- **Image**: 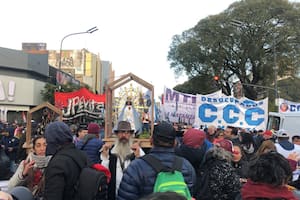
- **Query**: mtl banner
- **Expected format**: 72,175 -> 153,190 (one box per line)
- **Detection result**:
194,94 -> 268,130
55,88 -> 105,120
162,87 -> 222,124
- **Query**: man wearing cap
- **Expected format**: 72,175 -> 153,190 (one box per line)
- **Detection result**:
100,120 -> 144,200
76,122 -> 103,164
117,121 -> 196,200
43,121 -> 88,200
275,129 -> 300,159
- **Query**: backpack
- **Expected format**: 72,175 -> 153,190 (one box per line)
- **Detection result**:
142,154 -> 192,200
75,165 -> 109,200
61,152 -> 109,200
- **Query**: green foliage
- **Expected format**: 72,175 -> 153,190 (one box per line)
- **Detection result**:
40,82 -> 82,105
168,0 -> 300,101
138,130 -> 151,139
40,83 -> 57,104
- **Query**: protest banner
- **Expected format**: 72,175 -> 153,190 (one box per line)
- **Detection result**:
194,94 -> 268,130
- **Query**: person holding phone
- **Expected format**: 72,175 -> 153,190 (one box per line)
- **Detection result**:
8,135 -> 50,199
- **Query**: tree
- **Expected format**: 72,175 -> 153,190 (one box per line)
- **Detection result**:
168,0 -> 300,101
40,82 -> 87,105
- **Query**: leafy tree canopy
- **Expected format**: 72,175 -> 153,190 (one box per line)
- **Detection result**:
40,82 -> 90,105
168,0 -> 300,101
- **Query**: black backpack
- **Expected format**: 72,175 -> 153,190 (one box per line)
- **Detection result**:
75,166 -> 108,200
61,152 -> 108,200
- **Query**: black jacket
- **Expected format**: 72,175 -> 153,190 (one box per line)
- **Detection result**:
44,143 -> 87,200
175,143 -> 207,172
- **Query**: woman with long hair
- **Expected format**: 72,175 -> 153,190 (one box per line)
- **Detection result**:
8,135 -> 51,199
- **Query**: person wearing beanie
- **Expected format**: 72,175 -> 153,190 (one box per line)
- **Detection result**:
76,122 -> 103,164
175,128 -> 208,173
44,121 -> 88,200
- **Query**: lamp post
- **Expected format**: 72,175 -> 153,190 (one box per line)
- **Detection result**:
58,26 -> 98,71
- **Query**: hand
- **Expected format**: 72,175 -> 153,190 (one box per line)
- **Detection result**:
288,152 -> 300,162
7,147 -> 13,152
0,191 -> 13,200
100,143 -> 111,159
22,159 -> 35,177
131,142 -> 141,158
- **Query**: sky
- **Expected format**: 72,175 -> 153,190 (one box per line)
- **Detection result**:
1,0 -> 238,97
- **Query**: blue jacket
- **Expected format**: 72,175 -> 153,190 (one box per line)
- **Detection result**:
117,147 -> 196,200
76,134 -> 103,164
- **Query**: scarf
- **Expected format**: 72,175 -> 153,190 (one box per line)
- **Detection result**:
30,154 -> 52,169
242,180 -> 297,200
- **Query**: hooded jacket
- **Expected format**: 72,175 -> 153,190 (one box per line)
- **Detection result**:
44,143 -> 87,200
44,121 -> 88,200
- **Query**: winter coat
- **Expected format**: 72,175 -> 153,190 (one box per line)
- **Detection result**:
232,158 -> 250,179
242,180 -> 297,200
8,153 -> 50,193
117,147 -> 196,200
175,143 -> 207,172
44,143 -> 87,200
76,134 -> 103,164
196,149 -> 241,200
1,127 -> 19,161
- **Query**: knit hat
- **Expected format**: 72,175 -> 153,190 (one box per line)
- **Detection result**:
216,139 -> 233,153
183,128 -> 206,148
152,121 -> 176,144
45,121 -> 73,155
114,121 -> 134,133
88,123 -> 100,134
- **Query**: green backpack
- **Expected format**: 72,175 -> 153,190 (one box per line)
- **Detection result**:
142,154 -> 192,200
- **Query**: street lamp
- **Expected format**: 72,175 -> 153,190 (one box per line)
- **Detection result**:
58,26 -> 98,71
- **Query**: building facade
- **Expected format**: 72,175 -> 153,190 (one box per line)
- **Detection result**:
0,47 -> 49,123
48,49 -> 114,94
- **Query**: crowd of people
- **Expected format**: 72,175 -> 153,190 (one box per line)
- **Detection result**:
1,120 -> 300,199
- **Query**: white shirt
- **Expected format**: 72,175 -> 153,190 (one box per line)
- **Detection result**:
275,142 -> 300,158
100,146 -> 145,196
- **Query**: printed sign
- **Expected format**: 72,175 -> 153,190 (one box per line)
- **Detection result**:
162,87 -> 222,124
278,98 -> 300,113
55,88 -> 105,120
194,94 -> 268,130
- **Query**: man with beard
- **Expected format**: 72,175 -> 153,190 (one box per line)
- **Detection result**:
100,121 -> 145,200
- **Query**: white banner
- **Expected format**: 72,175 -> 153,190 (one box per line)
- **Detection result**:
194,94 -> 268,130
162,87 -> 222,124
278,98 -> 300,113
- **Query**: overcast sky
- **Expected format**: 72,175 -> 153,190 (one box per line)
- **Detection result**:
1,0 -> 238,96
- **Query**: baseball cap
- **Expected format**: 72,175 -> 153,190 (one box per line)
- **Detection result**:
276,129 -> 289,138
